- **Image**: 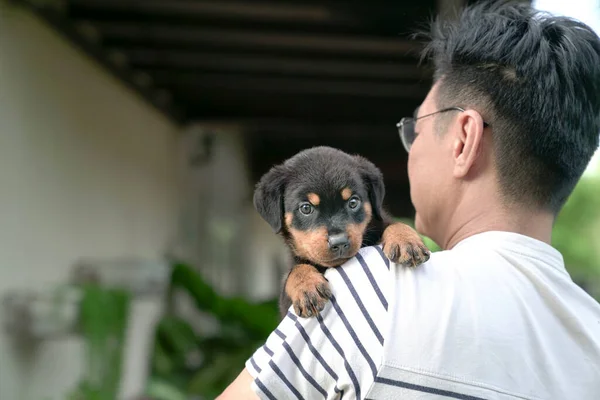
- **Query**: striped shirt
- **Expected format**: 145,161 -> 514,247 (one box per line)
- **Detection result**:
246,232 -> 600,399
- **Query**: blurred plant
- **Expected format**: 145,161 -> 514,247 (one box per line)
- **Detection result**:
145,262 -> 279,400
67,285 -> 131,400
553,176 -> 600,299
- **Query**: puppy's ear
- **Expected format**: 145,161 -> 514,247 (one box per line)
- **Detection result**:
354,156 -> 385,220
253,165 -> 287,233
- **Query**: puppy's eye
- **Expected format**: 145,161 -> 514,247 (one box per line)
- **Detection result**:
348,196 -> 361,210
299,203 -> 314,215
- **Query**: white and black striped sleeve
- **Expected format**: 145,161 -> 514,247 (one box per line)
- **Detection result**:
245,246 -> 393,400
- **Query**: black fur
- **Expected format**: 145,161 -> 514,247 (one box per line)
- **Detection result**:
253,164 -> 287,234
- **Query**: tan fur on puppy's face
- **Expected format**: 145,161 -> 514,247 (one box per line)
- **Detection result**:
285,204 -> 372,267
285,213 -> 333,265
345,202 -> 372,262
341,188 -> 352,200
307,193 -> 320,206
288,226 -> 335,265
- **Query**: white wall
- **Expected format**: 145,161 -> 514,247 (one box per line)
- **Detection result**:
169,125 -> 287,344
175,124 -> 288,301
0,5 -> 181,400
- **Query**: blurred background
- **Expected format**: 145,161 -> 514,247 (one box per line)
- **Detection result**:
0,0 -> 598,399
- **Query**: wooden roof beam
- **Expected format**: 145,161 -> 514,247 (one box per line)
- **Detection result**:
92,23 -> 423,57
148,71 -> 429,98
68,0 -> 347,24
116,48 -> 431,81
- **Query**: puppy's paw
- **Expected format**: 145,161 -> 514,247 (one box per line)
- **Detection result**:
382,223 -> 430,267
286,264 -> 332,318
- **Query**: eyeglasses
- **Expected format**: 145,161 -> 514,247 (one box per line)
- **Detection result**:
396,106 -> 489,152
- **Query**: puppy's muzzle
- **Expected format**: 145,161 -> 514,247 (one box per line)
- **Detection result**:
328,233 -> 350,257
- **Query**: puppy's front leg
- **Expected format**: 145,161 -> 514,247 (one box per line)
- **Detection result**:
382,222 -> 431,267
283,264 -> 332,318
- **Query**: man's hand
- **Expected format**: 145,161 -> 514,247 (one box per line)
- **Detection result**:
216,368 -> 259,400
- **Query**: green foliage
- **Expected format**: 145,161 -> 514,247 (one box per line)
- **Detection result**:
67,285 -> 131,400
145,380 -> 187,400
553,177 -> 600,298
146,263 -> 279,400
170,263 -> 279,339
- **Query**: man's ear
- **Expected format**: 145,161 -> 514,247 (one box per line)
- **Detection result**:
453,109 -> 486,178
253,165 -> 287,233
354,155 -> 385,221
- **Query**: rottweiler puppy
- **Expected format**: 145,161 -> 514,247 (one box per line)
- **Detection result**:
254,146 -> 430,319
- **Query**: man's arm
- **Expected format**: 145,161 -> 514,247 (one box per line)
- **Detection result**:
217,368 -> 259,400
218,245 -> 395,399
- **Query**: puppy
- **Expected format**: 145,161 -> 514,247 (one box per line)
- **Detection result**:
253,146 -> 430,318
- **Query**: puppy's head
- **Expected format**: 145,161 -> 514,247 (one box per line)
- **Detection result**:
253,146 -> 385,267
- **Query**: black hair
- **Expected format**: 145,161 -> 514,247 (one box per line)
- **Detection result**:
419,0 -> 600,213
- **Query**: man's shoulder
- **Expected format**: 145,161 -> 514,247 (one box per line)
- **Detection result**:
321,245 -> 394,316
325,245 -> 394,279
321,245 -> 467,316
329,243 -> 498,316
330,244 -> 467,285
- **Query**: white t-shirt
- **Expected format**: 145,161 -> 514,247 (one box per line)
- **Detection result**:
246,231 -> 600,399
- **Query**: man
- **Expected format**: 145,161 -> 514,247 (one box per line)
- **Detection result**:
219,1 -> 600,399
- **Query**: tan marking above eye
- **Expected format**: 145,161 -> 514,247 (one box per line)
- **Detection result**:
307,193 -> 320,206
341,188 -> 352,200
363,202 -> 372,217
285,212 -> 293,227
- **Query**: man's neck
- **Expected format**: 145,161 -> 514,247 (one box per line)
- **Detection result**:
441,201 -> 554,250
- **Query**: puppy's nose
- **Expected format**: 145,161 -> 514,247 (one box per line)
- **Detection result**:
328,233 -> 350,252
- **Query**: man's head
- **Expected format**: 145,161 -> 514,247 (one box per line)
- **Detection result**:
405,1 -> 600,246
